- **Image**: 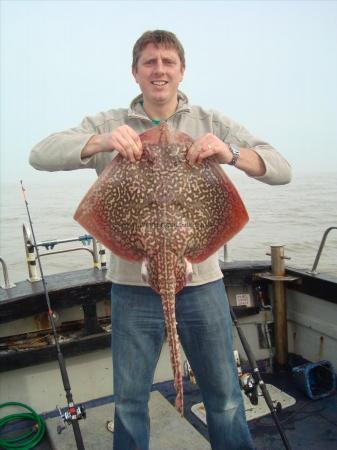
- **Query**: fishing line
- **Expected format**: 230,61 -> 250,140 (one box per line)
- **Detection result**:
20,181 -> 86,450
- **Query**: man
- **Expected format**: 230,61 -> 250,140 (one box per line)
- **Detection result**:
30,30 -> 291,450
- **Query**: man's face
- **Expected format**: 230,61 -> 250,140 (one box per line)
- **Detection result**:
132,43 -> 185,108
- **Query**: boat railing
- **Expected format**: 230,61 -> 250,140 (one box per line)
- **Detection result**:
22,223 -> 107,282
308,226 -> 337,275
0,256 -> 16,289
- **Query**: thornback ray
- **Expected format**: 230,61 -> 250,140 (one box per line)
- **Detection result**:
74,123 -> 249,415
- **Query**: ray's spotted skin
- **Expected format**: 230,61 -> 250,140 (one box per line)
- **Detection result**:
74,123 -> 249,415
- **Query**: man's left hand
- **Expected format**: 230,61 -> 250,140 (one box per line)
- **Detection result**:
186,133 -> 231,164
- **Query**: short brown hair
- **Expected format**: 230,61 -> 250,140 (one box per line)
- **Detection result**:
132,30 -> 185,70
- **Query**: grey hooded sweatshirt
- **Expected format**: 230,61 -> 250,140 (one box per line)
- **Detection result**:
29,92 -> 291,286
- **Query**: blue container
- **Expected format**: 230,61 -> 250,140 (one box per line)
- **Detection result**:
292,360 -> 336,400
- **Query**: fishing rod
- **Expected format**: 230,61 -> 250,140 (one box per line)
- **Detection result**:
229,301 -> 292,450
20,181 -> 86,450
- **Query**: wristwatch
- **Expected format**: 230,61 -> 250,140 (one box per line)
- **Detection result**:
228,144 -> 240,166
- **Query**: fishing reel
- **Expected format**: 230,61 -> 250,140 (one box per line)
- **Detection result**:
234,351 -> 258,405
239,372 -> 259,405
56,403 -> 86,434
184,359 -> 197,385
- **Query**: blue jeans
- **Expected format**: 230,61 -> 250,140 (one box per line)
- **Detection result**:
111,280 -> 255,450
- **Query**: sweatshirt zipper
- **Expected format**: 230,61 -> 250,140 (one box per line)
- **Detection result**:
128,106 -> 191,123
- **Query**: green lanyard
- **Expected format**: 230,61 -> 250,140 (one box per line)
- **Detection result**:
140,101 -> 161,125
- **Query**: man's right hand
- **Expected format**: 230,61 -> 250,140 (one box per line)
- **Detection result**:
81,125 -> 143,162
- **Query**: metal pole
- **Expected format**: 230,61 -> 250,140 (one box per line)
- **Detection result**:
270,245 -> 288,366
309,226 -> 337,274
92,238 -> 100,268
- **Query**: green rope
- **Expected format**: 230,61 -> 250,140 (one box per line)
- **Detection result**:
0,402 -> 46,449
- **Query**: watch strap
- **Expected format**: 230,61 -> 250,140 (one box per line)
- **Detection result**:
228,144 -> 240,166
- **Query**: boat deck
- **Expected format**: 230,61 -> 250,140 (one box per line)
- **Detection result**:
3,370 -> 336,450
1,265 -> 337,449
166,371 -> 337,450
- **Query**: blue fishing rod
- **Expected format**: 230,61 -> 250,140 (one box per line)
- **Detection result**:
20,181 -> 86,450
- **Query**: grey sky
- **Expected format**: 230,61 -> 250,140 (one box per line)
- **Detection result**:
1,0 -> 337,184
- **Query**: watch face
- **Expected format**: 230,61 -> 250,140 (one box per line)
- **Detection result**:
230,144 -> 239,152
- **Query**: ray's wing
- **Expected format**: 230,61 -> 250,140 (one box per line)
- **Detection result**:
74,155 -> 146,261
181,160 -> 249,263
74,124 -> 249,264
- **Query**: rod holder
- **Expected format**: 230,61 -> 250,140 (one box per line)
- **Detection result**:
22,223 -> 106,282
271,246 -> 288,365
0,256 -> 16,289
254,245 -> 300,367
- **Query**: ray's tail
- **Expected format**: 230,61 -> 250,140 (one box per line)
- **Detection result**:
154,245 -> 184,416
160,289 -> 184,415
